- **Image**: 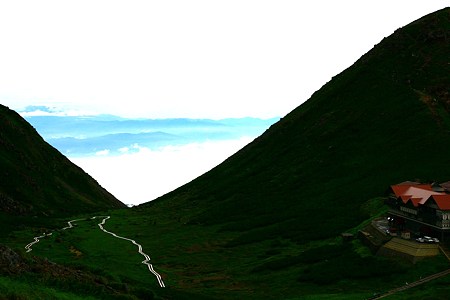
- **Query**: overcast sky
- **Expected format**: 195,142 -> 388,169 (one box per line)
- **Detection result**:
0,1 -> 447,119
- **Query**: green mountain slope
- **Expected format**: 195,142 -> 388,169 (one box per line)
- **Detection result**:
0,104 -> 125,216
121,8 -> 450,297
142,7 -> 450,242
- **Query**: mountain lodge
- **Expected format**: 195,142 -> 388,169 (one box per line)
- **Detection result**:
387,181 -> 450,241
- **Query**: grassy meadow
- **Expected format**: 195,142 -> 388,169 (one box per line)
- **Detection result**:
4,199 -> 450,299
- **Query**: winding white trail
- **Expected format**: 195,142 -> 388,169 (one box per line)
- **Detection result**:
24,215 -> 165,288
25,218 -> 83,252
96,216 -> 166,287
25,232 -> 52,253
61,218 -> 86,230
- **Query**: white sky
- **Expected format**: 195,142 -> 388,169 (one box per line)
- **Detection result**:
0,1 -> 448,119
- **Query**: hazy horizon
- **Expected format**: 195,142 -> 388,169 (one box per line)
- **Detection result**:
24,111 -> 277,205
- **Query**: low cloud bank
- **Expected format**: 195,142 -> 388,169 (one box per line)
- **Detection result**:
70,137 -> 253,205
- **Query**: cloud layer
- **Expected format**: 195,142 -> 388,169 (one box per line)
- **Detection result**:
71,138 -> 253,205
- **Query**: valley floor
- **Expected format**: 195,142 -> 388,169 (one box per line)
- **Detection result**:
4,206 -> 450,299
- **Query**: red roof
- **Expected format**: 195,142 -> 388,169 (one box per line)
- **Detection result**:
391,183 -> 450,210
391,184 -> 433,198
410,197 -> 422,207
400,195 -> 411,203
431,195 -> 450,210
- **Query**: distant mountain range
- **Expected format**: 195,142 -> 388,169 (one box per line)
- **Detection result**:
22,114 -> 278,156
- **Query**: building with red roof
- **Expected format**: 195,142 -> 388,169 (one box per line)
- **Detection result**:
387,182 -> 450,240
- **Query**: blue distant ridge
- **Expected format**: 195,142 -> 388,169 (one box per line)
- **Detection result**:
48,131 -> 182,156
25,115 -> 279,157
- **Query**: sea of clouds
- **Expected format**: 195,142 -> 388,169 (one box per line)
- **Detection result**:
21,107 -> 275,205
71,137 -> 253,205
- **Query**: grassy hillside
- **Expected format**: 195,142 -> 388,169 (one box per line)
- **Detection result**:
126,7 -> 450,297
5,208 -> 449,300
142,7 -> 450,243
0,104 -> 125,219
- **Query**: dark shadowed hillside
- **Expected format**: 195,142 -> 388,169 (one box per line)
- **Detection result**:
0,104 -> 125,216
142,8 -> 450,244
